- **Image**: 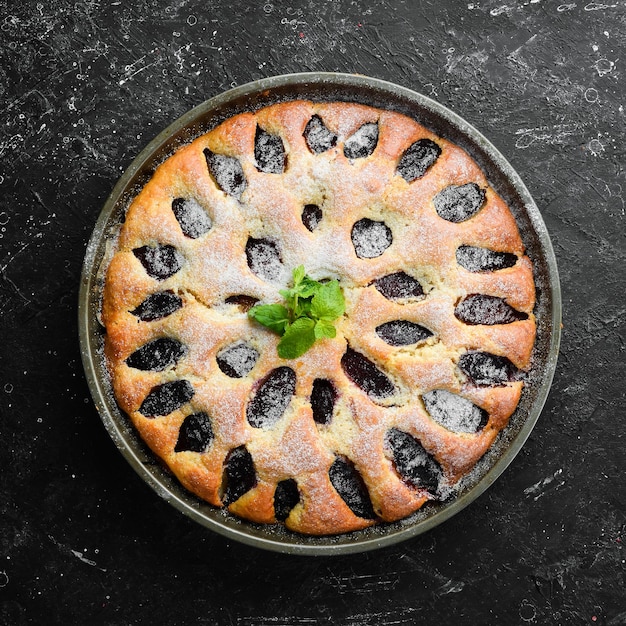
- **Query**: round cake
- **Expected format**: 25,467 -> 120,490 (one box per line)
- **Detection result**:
102,100 -> 536,536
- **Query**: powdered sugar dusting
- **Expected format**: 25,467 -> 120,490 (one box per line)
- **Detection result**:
247,367 -> 296,428
245,238 -> 284,282
422,389 -> 487,433
456,245 -> 518,272
351,219 -> 392,259
459,352 -> 513,386
133,244 -> 183,280
172,197 -> 212,239
205,149 -> 247,198
255,128 -> 285,174
216,341 -> 259,378
343,123 -> 379,160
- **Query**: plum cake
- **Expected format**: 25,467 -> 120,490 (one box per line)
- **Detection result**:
102,100 -> 536,535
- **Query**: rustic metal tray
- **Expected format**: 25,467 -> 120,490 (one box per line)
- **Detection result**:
79,72 -> 561,555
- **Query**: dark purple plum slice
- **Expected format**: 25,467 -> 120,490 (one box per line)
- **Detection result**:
171,197 -> 212,239
216,342 -> 259,378
422,389 -> 488,433
341,348 -> 395,401
274,478 -> 300,522
225,295 -> 259,312
396,138 -> 441,182
255,126 -> 285,174
204,148 -> 247,199
343,122 -> 379,159
222,446 -> 257,505
303,115 -> 337,154
301,204 -> 322,232
374,272 -> 424,301
245,237 -> 282,281
130,291 -> 182,321
310,379 -> 337,425
375,321 -> 433,346
434,183 -> 485,223
351,218 -> 392,259
458,352 -> 517,386
133,244 -> 183,280
247,367 -> 296,428
456,246 -> 518,272
385,428 -> 443,494
125,337 -> 186,372
455,294 -> 528,325
329,457 -> 376,519
174,412 -> 213,453
138,380 -> 194,418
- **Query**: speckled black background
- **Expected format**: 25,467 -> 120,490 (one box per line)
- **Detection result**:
1,1 -> 625,624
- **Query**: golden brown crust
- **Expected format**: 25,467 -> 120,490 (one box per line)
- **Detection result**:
102,100 -> 536,535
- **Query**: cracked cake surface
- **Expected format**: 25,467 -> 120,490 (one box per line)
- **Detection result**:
102,100 -> 536,536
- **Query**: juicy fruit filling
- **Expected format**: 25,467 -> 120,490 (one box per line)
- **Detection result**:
303,114 -> 337,153
222,446 -> 257,505
375,320 -> 433,346
385,428 -> 442,494
341,348 -> 396,401
131,291 -> 182,321
455,294 -> 528,325
310,378 -> 337,425
175,412 -> 214,453
374,272 -> 424,301
459,352 -> 517,386
246,237 -> 283,281
456,245 -> 517,272
422,389 -> 488,434
329,457 -> 376,519
204,148 -> 247,198
274,479 -> 300,521
351,218 -> 392,259
126,338 -> 186,372
139,380 -> 194,418
133,244 -> 182,280
216,342 -> 259,378
396,138 -> 441,182
343,122 -> 379,159
246,367 -> 296,428
255,126 -> 286,174
434,183 -> 485,223
171,198 -> 212,239
301,203 -> 322,231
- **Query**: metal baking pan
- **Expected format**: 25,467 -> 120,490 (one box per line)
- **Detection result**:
78,72 -> 561,555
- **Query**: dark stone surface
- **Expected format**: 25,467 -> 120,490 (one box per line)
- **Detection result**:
0,1 -> 624,624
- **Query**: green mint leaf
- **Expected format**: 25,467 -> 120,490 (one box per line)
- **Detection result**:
294,297 -> 312,318
282,276 -> 319,301
249,267 -> 345,359
277,317 -> 316,359
314,319 -> 336,339
279,288 -> 296,314
248,304 -> 290,335
293,264 -> 305,286
310,280 -> 345,321
298,276 -> 321,298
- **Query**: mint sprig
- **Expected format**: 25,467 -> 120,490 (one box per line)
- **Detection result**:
248,265 -> 345,359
